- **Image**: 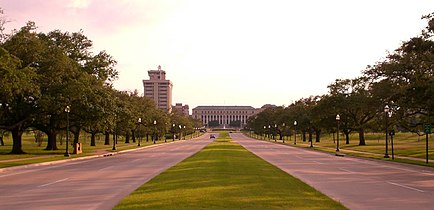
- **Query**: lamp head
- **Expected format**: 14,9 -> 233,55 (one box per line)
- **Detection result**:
384,105 -> 390,113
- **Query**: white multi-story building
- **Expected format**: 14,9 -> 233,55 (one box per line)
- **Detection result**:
143,65 -> 173,113
192,106 -> 260,128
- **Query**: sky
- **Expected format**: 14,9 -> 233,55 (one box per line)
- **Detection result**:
1,0 -> 433,110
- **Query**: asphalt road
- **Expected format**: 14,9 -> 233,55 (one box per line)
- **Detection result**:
231,133 -> 434,210
0,135 -> 214,210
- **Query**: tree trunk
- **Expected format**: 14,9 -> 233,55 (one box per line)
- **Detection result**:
315,129 -> 321,142
358,127 -> 366,145
131,130 -> 136,143
125,132 -> 130,143
72,128 -> 80,144
90,132 -> 96,146
0,135 -> 4,146
104,131 -> 110,145
45,129 -> 59,150
302,130 -> 306,142
308,129 -> 313,142
11,127 -> 25,154
344,130 -> 350,144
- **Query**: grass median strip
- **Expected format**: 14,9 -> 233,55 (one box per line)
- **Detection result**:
115,134 -> 347,209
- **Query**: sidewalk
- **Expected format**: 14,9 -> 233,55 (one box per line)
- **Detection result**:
294,141 -> 429,163
0,144 -> 161,172
0,135 -> 204,171
247,134 -> 430,164
0,145 -> 128,164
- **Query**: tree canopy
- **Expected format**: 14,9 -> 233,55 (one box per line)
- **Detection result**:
0,20 -> 201,154
247,12 -> 434,143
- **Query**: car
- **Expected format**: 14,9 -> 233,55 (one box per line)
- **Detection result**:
210,134 -> 215,139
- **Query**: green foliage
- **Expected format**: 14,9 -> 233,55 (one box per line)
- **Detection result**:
0,21 -> 201,154
208,120 -> 220,127
249,13 -> 434,144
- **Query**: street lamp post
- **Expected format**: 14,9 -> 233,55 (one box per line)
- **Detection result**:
172,123 -> 176,141
384,105 -> 390,158
282,123 -> 286,143
268,125 -> 271,140
64,105 -> 71,157
263,126 -> 266,140
137,118 -> 142,146
294,121 -> 297,145
183,125 -> 186,140
153,120 -> 157,144
274,124 -> 277,142
390,129 -> 395,160
179,125 -> 182,140
336,114 -> 340,152
112,114 -> 117,150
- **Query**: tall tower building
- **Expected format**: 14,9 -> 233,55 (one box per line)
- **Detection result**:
143,65 -> 173,113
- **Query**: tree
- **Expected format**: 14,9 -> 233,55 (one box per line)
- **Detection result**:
208,120 -> 219,127
0,44 -> 39,153
39,30 -> 118,150
2,22 -> 120,152
327,78 -> 380,145
363,13 -> 434,134
0,129 -> 5,146
290,98 -> 316,142
0,8 -> 10,43
81,85 -> 115,146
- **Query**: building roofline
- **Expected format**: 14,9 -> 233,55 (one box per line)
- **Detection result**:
193,106 -> 255,110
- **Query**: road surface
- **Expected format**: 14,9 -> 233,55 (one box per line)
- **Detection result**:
232,133 -> 434,210
0,135 -> 214,210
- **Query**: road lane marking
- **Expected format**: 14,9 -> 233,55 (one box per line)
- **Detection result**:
339,168 -> 354,173
38,178 -> 69,188
387,181 -> 425,193
98,166 -> 114,171
312,161 -> 323,164
295,155 -> 304,160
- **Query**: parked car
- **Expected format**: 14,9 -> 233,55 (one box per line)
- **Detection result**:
210,134 -> 215,139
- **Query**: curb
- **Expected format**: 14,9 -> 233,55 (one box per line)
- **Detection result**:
0,140 -> 178,173
243,134 -> 430,163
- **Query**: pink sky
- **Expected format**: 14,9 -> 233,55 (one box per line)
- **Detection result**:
1,0 -> 433,109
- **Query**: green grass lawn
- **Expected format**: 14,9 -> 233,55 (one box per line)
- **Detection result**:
114,133 -> 347,210
0,132 -> 195,168
250,132 -> 434,166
